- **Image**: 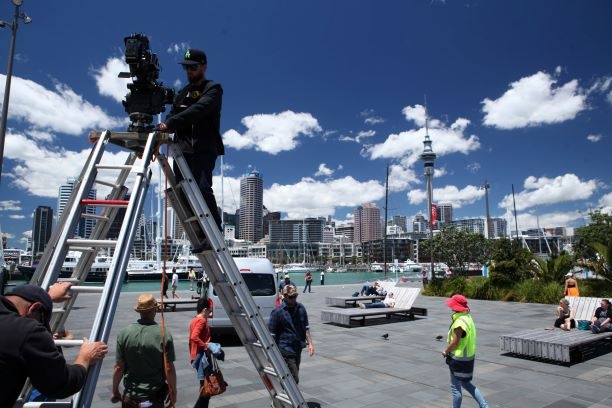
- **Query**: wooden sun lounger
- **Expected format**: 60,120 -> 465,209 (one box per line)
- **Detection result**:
565,296 -> 603,321
500,328 -> 612,363
325,295 -> 385,308
321,287 -> 427,327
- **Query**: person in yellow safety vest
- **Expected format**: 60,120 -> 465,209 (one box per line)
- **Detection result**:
442,294 -> 489,408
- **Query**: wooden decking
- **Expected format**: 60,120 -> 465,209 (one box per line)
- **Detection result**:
500,328 -> 612,363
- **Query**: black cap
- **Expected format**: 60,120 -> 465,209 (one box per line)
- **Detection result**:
9,284 -> 53,331
178,48 -> 207,65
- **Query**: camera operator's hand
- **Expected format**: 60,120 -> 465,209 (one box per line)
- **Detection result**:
156,122 -> 169,132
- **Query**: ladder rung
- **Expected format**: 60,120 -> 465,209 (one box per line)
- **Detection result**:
81,213 -> 109,221
184,215 -> 199,223
57,278 -> 80,283
252,341 -> 263,348
96,164 -> 133,170
263,366 -> 278,377
94,179 -> 120,188
70,285 -> 104,293
54,339 -> 84,347
52,307 -> 65,314
81,199 -> 129,207
231,312 -> 247,318
274,393 -> 292,405
66,239 -> 117,248
23,402 -> 73,408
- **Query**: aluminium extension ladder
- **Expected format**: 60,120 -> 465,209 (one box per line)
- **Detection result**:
18,130 -> 307,408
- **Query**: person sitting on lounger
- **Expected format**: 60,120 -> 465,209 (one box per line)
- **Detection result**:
359,282 -> 387,296
590,299 -> 612,334
554,298 -> 575,330
359,292 -> 395,309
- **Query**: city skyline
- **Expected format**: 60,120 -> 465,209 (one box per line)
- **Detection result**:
0,1 -> 610,247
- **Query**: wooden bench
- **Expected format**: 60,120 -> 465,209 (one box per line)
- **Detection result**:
157,297 -> 200,312
565,296 -> 603,321
321,287 -> 427,327
500,328 -> 612,363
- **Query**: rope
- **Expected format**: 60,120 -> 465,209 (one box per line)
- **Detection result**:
159,140 -> 176,407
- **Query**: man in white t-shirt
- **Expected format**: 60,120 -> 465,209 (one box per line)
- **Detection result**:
359,292 -> 395,309
171,268 -> 180,299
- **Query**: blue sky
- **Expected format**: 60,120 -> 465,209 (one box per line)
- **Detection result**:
0,0 -> 611,248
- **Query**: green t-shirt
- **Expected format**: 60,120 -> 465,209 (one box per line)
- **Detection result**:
116,318 -> 175,399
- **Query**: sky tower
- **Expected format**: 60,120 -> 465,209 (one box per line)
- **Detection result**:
419,105 -> 436,281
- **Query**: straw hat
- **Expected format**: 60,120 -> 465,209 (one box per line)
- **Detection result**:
134,293 -> 158,312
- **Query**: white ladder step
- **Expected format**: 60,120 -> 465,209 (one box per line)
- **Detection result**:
263,366 -> 278,377
54,339 -> 84,347
23,402 -> 73,408
95,164 -> 133,170
274,393 -> 292,405
95,179 -> 121,188
66,239 -> 117,248
81,213 -> 109,221
70,285 -> 104,293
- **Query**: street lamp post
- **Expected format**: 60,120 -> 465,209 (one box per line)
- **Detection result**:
0,0 -> 32,183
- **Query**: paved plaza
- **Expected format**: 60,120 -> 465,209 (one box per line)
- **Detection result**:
64,282 -> 612,407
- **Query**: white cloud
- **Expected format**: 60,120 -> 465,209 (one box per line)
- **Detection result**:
0,74 -> 125,135
498,173 -> 598,211
223,111 -> 321,155
598,192 -> 612,214
339,130 -> 376,143
388,164 -> 418,192
466,162 -> 481,174
265,176 -> 385,218
0,200 -> 21,211
91,57 -> 130,103
407,184 -> 484,208
360,109 -> 385,125
314,163 -> 334,177
20,230 -> 31,244
482,70 -> 586,129
503,208 -> 585,231
587,134 -> 602,143
8,214 -> 25,219
4,131 -> 130,198
167,42 -> 190,54
434,167 -> 447,178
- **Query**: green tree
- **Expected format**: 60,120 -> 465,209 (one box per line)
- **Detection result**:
588,241 -> 612,282
420,227 -> 489,275
574,211 -> 612,259
489,238 -> 532,286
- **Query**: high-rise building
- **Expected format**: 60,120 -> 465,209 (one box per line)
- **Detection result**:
239,171 -> 264,242
335,223 -> 354,242
436,203 -> 453,227
268,218 -> 325,244
413,214 -> 427,233
32,206 -> 53,255
57,177 -> 97,238
491,218 -> 508,238
263,208 -> 281,238
450,218 -> 485,235
391,215 -> 408,233
353,203 -> 381,244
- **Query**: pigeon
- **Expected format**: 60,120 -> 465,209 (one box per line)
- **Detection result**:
381,333 -> 389,340
435,335 -> 443,341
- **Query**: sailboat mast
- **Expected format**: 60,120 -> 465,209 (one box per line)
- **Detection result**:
383,164 -> 389,278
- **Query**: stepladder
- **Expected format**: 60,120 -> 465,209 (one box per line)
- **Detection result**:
18,129 -> 307,408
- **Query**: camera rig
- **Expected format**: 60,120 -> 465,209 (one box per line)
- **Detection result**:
120,34 -> 174,132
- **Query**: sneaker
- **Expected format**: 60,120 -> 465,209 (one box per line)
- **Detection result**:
591,324 -> 601,334
359,303 -> 366,309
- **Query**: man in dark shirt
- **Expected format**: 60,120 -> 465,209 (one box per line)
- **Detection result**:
591,299 -> 612,333
0,284 -> 108,406
158,48 -> 224,234
268,284 -> 314,384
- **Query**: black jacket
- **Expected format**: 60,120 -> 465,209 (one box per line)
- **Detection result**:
165,80 -> 224,156
0,296 -> 87,406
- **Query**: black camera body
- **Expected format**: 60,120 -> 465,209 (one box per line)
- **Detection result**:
120,34 -> 174,132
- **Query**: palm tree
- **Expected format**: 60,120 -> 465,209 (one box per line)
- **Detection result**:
588,241 -> 611,282
529,253 -> 574,283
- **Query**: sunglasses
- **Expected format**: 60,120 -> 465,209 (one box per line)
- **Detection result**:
182,64 -> 200,72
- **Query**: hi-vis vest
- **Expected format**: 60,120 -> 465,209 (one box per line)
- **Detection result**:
447,312 -> 477,361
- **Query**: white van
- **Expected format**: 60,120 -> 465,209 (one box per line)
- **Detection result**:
207,257 -> 279,335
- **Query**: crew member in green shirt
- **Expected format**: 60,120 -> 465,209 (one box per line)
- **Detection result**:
111,293 -> 177,407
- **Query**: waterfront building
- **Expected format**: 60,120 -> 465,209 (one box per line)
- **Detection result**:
450,218 -> 485,234
239,171 -> 264,242
263,208 -> 280,238
436,203 -> 453,228
268,218 -> 324,244
353,203 -> 381,244
491,217 -> 508,238
32,206 -> 53,255
413,214 -> 427,233
335,223 -> 354,242
391,215 -> 408,232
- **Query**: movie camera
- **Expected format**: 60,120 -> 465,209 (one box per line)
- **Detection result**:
119,34 -> 174,132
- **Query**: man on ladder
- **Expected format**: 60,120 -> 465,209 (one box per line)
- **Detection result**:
157,48 -> 224,234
